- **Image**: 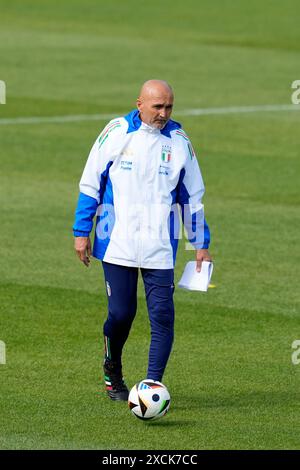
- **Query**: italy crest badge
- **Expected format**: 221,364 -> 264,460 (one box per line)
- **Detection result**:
161,145 -> 172,162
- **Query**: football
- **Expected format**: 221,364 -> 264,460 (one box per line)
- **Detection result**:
128,379 -> 171,420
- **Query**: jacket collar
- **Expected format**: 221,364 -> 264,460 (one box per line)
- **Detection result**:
124,109 -> 181,138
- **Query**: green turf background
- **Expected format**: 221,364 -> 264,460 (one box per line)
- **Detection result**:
0,0 -> 300,450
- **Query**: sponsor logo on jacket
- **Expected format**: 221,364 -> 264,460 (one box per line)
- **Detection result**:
120,160 -> 133,170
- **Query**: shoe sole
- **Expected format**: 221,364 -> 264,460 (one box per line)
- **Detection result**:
107,391 -> 129,401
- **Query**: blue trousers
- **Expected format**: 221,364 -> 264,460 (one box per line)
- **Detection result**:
102,261 -> 175,381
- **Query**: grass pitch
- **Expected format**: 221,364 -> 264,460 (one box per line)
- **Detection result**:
0,0 -> 300,450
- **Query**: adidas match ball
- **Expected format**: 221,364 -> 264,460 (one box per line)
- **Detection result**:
128,379 -> 170,420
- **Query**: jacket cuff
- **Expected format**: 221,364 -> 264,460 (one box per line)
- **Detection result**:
73,230 -> 90,237
193,241 -> 210,250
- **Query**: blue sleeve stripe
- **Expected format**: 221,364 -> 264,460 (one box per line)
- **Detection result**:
190,216 -> 210,249
73,192 -> 98,236
175,168 -> 211,248
203,218 -> 210,249
167,204 -> 180,265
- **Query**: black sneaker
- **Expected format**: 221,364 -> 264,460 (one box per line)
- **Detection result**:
103,359 -> 129,401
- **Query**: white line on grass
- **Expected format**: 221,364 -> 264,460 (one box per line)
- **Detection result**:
177,104 -> 300,116
0,104 -> 299,125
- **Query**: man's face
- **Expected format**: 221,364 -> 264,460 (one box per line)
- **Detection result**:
137,91 -> 174,129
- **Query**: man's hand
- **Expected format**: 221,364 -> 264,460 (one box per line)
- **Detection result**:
196,248 -> 212,272
74,236 -> 91,267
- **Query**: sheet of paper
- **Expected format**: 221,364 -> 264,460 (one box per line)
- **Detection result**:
178,261 -> 214,292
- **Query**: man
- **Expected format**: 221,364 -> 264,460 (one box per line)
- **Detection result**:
73,80 -> 212,401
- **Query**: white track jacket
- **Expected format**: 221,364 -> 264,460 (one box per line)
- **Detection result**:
73,110 -> 210,269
